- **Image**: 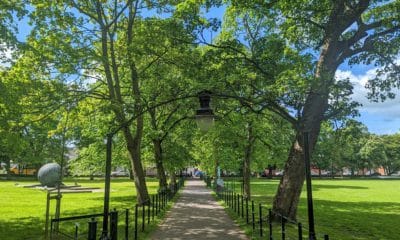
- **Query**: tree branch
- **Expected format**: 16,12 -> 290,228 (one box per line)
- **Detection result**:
199,41 -> 274,79
339,24 -> 400,61
106,0 -> 135,29
70,0 -> 99,23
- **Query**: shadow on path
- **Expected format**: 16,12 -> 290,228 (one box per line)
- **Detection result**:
150,179 -> 248,240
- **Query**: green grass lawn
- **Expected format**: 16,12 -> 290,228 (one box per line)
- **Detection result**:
3,177 -> 399,239
223,178 -> 400,240
0,177 -> 162,240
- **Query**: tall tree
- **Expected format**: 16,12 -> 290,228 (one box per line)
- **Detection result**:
360,135 -> 387,174
25,1 -> 193,204
214,0 -> 400,219
272,0 -> 399,219
381,134 -> 400,175
1,54 -> 71,177
24,0 -> 208,203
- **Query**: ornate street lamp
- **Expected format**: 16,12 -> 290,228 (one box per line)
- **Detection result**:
195,90 -> 215,132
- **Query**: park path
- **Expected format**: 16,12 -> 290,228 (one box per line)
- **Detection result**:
149,179 -> 249,240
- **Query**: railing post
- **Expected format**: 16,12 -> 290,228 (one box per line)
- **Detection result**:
241,195 -> 244,218
229,189 -> 231,206
234,193 -> 236,212
237,194 -> 240,216
156,194 -> 159,215
161,190 -> 163,209
252,200 -> 255,230
281,216 -> 285,240
259,203 -> 263,237
269,209 -> 273,240
88,218 -> 97,240
125,209 -> 129,240
160,190 -> 164,212
231,191 -> 234,210
231,191 -> 234,209
134,204 -> 138,240
246,197 -> 249,224
164,190 -> 167,208
45,192 -> 50,240
50,219 -> 54,240
110,209 -> 118,240
228,190 -> 230,207
298,223 -> 303,240
74,223 -> 78,240
142,204 -> 145,232
324,234 -> 329,240
227,189 -> 230,207
147,202 -> 150,225
152,195 -> 155,221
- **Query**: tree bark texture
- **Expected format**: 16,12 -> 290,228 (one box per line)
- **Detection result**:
243,122 -> 255,199
270,0 -> 373,219
153,139 -> 168,190
122,124 -> 150,205
125,2 -> 150,205
272,39 -> 338,220
94,1 -> 150,205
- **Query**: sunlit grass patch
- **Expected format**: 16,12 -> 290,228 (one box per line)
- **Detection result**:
0,177 -> 161,240
223,178 -> 400,240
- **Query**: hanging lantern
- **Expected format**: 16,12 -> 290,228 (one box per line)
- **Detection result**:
195,90 -> 215,132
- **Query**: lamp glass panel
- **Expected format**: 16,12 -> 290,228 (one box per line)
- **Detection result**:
195,115 -> 214,132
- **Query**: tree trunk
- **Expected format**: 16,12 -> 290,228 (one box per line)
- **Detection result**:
272,133 -> 305,219
153,139 -> 168,190
122,123 -> 149,205
243,122 -> 254,199
272,39 -> 337,219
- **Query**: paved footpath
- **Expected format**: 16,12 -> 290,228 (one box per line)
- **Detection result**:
150,179 -> 249,240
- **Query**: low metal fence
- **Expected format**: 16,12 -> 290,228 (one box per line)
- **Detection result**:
209,178 -> 330,240
50,177 -> 184,240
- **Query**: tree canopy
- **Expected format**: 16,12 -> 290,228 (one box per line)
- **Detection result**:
1,0 -> 399,216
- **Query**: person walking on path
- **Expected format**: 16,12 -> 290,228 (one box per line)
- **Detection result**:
150,179 -> 249,240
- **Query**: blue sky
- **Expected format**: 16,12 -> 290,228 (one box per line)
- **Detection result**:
8,5 -> 400,135
337,63 -> 400,135
206,5 -> 400,135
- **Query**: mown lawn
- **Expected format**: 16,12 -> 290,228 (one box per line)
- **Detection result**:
224,178 -> 400,240
0,177 -> 161,240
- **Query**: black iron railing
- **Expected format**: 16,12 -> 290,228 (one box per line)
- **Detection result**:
208,178 -> 330,240
49,177 -> 184,240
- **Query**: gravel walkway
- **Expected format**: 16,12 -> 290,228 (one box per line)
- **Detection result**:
149,179 -> 249,240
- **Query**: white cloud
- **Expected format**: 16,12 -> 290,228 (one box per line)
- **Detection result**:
336,66 -> 400,119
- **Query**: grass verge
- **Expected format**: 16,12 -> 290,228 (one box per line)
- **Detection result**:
216,178 -> 400,240
0,177 -> 182,240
